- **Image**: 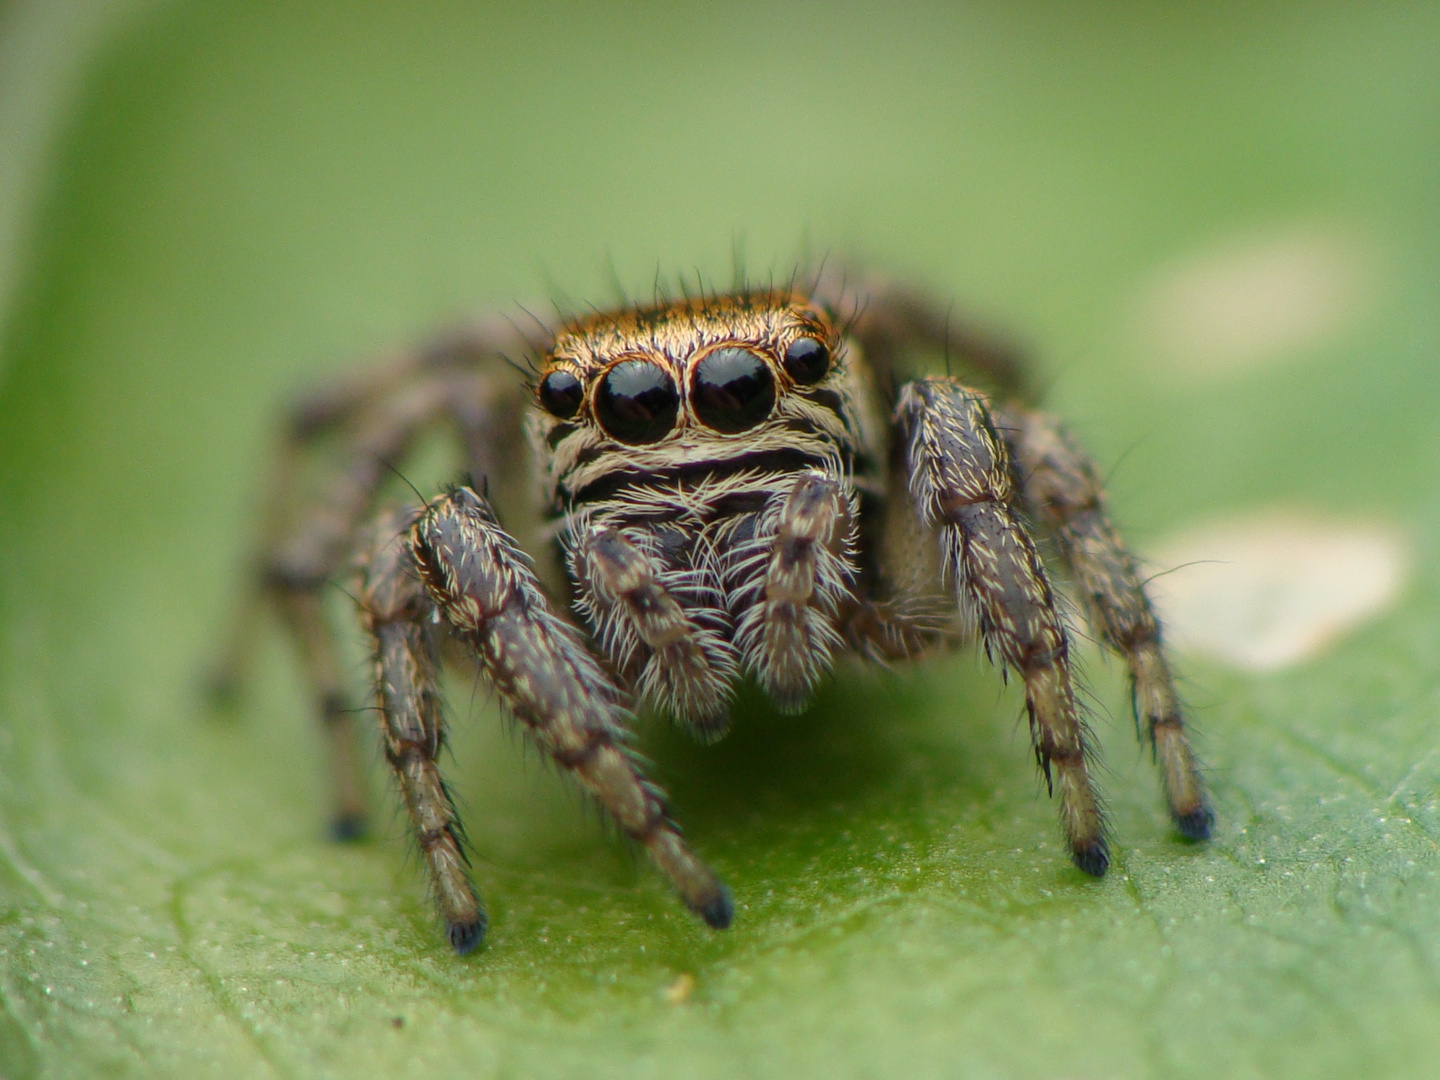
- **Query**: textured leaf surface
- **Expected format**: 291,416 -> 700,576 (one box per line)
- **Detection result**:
2,3 -> 1438,1078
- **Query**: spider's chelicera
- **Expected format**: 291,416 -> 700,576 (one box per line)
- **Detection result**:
213,272 -> 1213,954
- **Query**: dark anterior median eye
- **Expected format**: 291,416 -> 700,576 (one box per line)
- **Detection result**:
595,360 -> 679,444
782,336 -> 830,385
691,347 -> 776,434
537,369 -> 584,418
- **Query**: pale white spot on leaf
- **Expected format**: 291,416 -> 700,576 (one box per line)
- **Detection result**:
1145,511 -> 1409,670
1134,224 -> 1374,378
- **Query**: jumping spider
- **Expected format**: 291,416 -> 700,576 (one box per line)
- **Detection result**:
213,270 -> 1213,954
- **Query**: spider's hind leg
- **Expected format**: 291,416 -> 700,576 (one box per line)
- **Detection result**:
225,374 -> 461,840
896,377 -> 1109,875
359,507 -> 485,953
811,266 -> 1037,403
207,323 -> 532,841
994,405 -> 1213,840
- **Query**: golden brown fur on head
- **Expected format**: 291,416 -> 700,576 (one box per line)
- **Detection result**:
546,291 -> 832,380
527,290 -> 878,513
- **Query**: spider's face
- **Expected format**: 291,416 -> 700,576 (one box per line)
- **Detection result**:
528,292 -> 870,511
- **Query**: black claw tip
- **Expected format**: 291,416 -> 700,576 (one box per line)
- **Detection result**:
1174,804 -> 1215,842
1072,839 -> 1110,878
329,813 -> 368,843
448,914 -> 487,955
697,886 -> 734,930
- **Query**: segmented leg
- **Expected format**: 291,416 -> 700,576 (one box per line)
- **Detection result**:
247,376 -> 459,839
209,326 -> 528,837
995,405 -> 1213,839
570,526 -> 738,739
359,508 -> 484,953
266,367 -> 516,596
724,470 -> 857,712
409,486 -> 733,929
274,589 -> 369,838
896,377 -> 1108,875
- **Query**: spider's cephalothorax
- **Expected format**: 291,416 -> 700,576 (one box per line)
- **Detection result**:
534,296 -> 878,733
214,276 -> 1214,955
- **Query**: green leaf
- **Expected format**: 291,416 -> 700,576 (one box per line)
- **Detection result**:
2,2 -> 1438,1078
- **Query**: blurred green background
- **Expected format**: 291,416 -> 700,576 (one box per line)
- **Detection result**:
1,2 -> 1438,1077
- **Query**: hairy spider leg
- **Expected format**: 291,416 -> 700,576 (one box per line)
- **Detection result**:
409,486 -> 733,938
896,377 -> 1109,876
995,405 -> 1213,839
812,266 -> 1036,403
359,508 -> 485,953
821,270 -> 1211,845
209,322 -> 531,839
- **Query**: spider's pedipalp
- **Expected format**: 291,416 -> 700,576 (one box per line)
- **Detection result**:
571,525 -> 739,739
996,405 -> 1213,839
726,468 -> 858,712
896,377 -> 1109,875
409,486 -> 731,927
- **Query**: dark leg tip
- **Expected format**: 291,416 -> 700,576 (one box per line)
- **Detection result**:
329,813 -> 369,843
696,886 -> 735,930
1174,804 -> 1215,842
448,914 -> 487,955
1072,838 -> 1110,878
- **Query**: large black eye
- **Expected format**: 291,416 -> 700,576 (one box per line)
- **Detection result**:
595,360 -> 679,444
782,336 -> 830,385
537,369 -> 584,418
691,347 -> 776,434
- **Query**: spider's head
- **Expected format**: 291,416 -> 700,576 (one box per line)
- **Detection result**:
529,291 -> 870,510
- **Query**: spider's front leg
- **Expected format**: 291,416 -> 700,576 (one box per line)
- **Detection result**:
402,486 -> 733,939
896,377 -> 1109,875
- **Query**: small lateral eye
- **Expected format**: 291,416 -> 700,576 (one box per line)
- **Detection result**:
691,347 -> 776,434
782,336 -> 830,385
538,369 -> 584,418
595,360 -> 679,444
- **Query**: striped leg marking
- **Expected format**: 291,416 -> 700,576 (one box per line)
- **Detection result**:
897,379 -> 1109,875
997,406 -> 1212,839
729,470 -> 857,713
360,509 -> 484,953
410,487 -> 733,929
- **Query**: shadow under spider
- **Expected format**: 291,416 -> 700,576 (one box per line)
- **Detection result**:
632,659 -> 1017,841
